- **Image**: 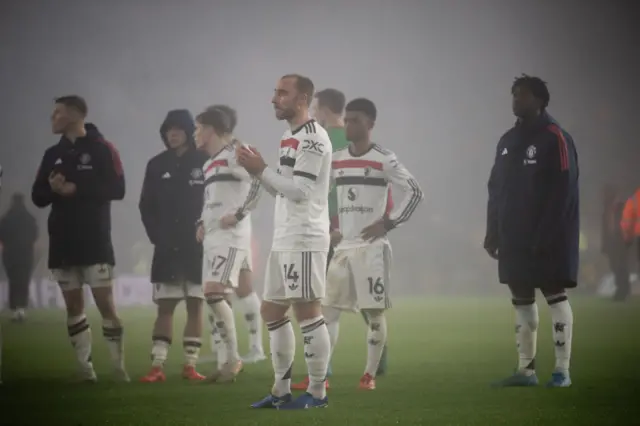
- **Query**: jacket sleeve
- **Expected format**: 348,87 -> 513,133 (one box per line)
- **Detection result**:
139,160 -> 159,245
74,140 -> 125,201
621,194 -> 637,242
484,146 -> 500,251
532,126 -> 578,251
32,152 -> 56,208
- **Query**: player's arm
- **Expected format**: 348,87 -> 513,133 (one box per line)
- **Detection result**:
531,126 -> 578,252
139,160 -> 160,245
73,141 -> 126,201
484,142 -> 501,252
229,155 -> 262,220
32,152 -> 56,208
381,153 -> 424,230
259,138 -> 328,202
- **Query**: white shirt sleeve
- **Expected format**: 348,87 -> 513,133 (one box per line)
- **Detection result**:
228,152 -> 262,219
259,137 -> 328,202
382,152 -> 424,229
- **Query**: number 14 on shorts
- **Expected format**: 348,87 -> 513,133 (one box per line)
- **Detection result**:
283,263 -> 299,290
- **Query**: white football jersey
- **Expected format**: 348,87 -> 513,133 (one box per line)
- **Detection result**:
332,144 -> 423,249
272,120 -> 332,252
201,141 -> 260,249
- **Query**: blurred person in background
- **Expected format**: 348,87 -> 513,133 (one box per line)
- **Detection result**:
0,193 -> 38,322
32,95 -> 128,383
139,109 -> 208,382
621,187 -> 640,273
601,184 -> 630,301
484,75 -> 579,388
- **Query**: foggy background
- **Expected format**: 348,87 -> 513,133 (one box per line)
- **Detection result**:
1,0 -> 638,297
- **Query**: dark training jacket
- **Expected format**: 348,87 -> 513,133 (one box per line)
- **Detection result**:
32,123 -> 125,269
139,109 -> 208,284
484,112 -> 580,288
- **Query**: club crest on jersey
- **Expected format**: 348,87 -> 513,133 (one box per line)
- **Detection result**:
524,145 -> 537,165
191,168 -> 203,179
77,153 -> 93,170
363,167 -> 371,177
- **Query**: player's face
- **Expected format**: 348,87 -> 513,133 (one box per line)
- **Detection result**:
194,122 -> 215,149
51,103 -> 74,135
344,111 -> 373,142
272,77 -> 305,121
311,100 -> 327,126
165,127 -> 188,150
511,86 -> 540,118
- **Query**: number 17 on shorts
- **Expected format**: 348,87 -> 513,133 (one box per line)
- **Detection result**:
264,251 -> 328,301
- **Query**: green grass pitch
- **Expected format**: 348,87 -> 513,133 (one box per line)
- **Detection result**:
1,297 -> 639,425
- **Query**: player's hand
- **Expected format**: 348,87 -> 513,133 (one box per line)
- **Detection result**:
58,182 -> 76,197
236,145 -> 267,176
48,172 -> 65,193
330,230 -> 343,247
196,223 -> 205,243
219,213 -> 238,229
361,218 -> 387,242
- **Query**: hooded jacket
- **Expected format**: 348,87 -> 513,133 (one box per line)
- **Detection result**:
484,112 -> 580,287
139,109 -> 208,284
31,123 -> 125,268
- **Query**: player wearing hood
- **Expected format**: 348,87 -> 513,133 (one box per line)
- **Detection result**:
139,109 -> 209,382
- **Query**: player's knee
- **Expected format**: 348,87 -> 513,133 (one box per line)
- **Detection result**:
62,289 -> 84,317
157,299 -> 178,317
292,300 -> 322,323
261,300 -> 289,323
204,281 -> 226,296
362,309 -> 384,323
235,270 -> 253,298
185,298 -> 203,317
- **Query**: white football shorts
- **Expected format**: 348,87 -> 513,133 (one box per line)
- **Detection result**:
323,240 -> 392,311
202,245 -> 252,289
263,250 -> 327,303
152,280 -> 204,302
51,264 -> 114,292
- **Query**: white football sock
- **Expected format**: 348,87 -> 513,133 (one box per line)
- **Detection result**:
267,317 -> 295,397
300,316 -> 330,399
514,302 -> 539,373
67,314 -> 94,372
322,306 -> 341,361
364,311 -> 387,378
151,337 -> 170,367
547,296 -> 573,373
206,296 -> 240,363
183,337 -> 202,367
102,319 -> 125,371
237,292 -> 263,352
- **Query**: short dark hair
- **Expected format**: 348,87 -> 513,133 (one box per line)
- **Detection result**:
345,98 -> 377,121
315,88 -> 346,115
210,105 -> 237,132
54,95 -> 88,116
512,74 -> 550,110
281,74 -> 314,106
196,106 -> 232,135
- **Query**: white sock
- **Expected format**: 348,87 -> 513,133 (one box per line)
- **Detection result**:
183,337 -> 202,366
267,317 -> 295,397
67,314 -> 94,372
206,296 -> 240,363
300,316 -> 330,399
102,319 -> 125,371
548,296 -> 573,373
322,306 -> 341,361
514,302 -> 539,373
364,311 -> 387,378
237,292 -> 263,352
151,337 -> 171,367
